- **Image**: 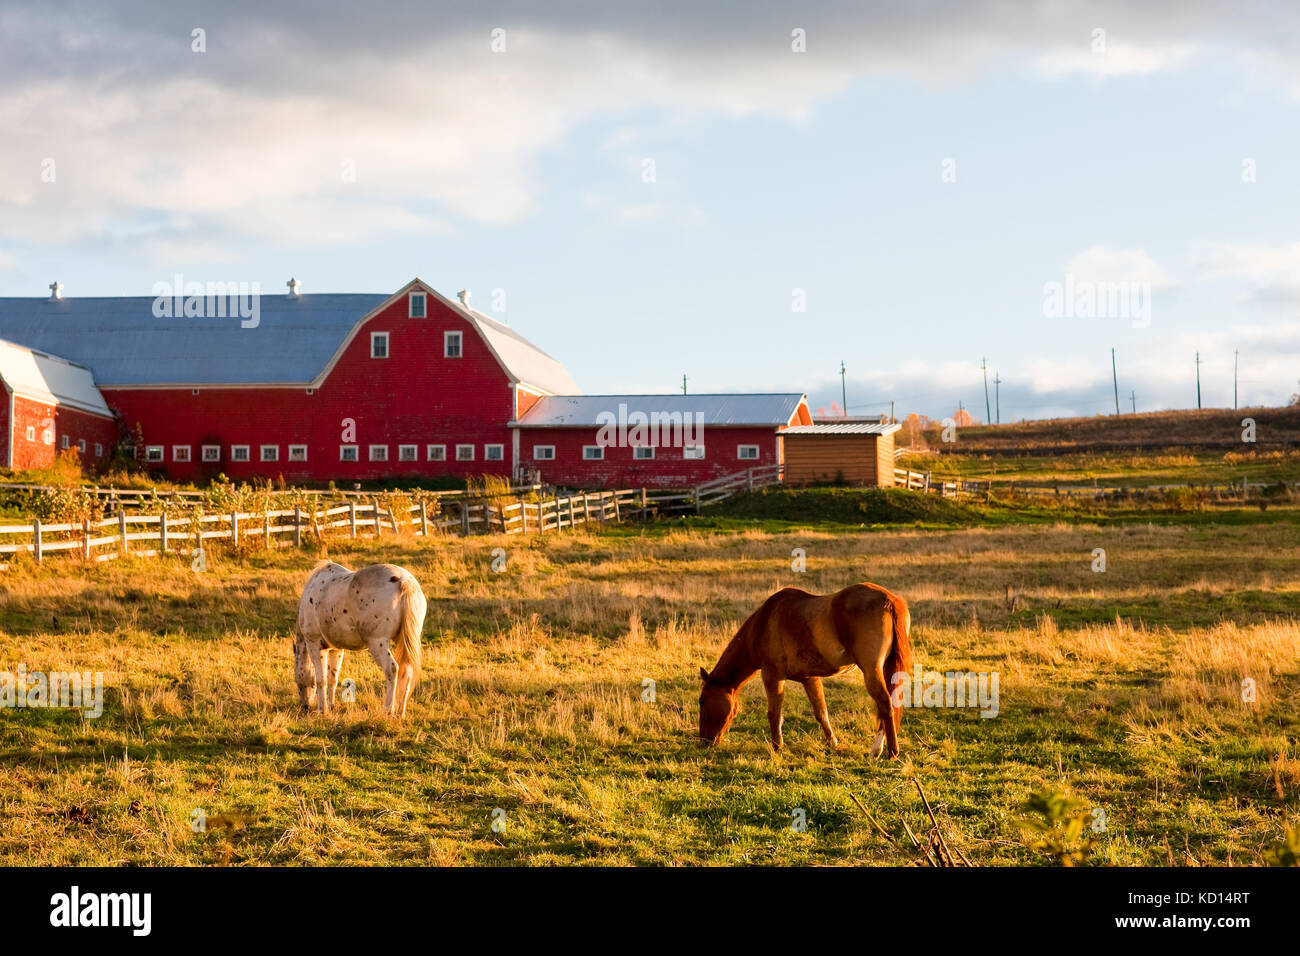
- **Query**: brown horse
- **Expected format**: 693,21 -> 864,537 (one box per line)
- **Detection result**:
698,583 -> 911,757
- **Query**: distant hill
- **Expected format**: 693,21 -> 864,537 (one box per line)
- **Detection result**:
918,406 -> 1300,456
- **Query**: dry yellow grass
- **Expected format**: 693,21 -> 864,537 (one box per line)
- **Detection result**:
0,518 -> 1297,865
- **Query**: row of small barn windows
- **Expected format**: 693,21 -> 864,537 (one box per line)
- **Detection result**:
535,444 -> 760,461
26,427 -> 106,457
368,329 -> 461,359
141,443 -> 506,464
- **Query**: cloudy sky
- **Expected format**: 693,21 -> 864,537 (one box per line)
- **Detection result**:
2,1 -> 1299,420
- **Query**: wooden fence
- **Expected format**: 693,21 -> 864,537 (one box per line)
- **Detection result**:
0,489 -> 651,569
0,480 -> 545,511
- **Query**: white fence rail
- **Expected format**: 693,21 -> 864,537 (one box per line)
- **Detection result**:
0,489 -> 652,569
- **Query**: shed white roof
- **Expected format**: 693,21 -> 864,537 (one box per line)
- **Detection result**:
782,423 -> 901,436
0,338 -> 112,417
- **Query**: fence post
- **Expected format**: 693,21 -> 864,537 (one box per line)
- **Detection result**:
747,468 -> 754,492
263,509 -> 270,549
520,498 -> 528,534
923,472 -> 931,493
583,494 -> 591,524
350,501 -> 357,538
83,518 -> 91,561
231,511 -> 239,550
640,488 -> 647,518
294,507 -> 303,548
693,488 -> 701,516
460,499 -> 469,535
373,498 -> 383,537
160,510 -> 168,554
420,501 -> 429,536
33,518 -> 41,564
119,510 -> 128,556
614,492 -> 622,522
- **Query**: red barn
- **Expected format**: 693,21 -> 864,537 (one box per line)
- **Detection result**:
0,338 -> 117,471
0,279 -> 812,489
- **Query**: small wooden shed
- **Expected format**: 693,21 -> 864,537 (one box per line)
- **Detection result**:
780,423 -> 901,487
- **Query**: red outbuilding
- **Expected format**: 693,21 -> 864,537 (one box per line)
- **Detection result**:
0,338 -> 118,471
513,394 -> 811,488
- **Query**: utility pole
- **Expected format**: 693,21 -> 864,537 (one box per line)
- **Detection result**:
1234,349 -> 1239,409
981,357 -> 991,424
1111,347 -> 1120,415
1129,389 -> 1136,414
839,360 -> 847,417
1195,352 -> 1202,409
889,399 -> 895,424
993,371 -> 1002,425
681,373 -> 687,395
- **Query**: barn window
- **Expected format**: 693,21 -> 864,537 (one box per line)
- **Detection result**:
455,444 -> 475,461
583,445 -> 604,460
146,445 -> 164,462
173,445 -> 191,462
444,331 -> 462,358
340,445 -> 359,462
427,444 -> 446,461
683,445 -> 705,460
260,445 -> 279,462
737,445 -> 759,460
398,444 -> 418,462
25,426 -> 34,441
61,434 -> 70,450
370,332 -> 389,359
532,445 -> 555,461
369,445 -> 389,461
78,439 -> 87,454
94,443 -> 103,457
202,445 -> 220,462
289,445 -> 308,462
633,446 -> 655,460
409,292 -> 427,318
231,445 -> 250,462
485,444 -> 504,461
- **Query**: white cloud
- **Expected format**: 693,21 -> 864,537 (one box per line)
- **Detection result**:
1065,246 -> 1176,288
1034,42 -> 1197,79
1196,241 -> 1300,305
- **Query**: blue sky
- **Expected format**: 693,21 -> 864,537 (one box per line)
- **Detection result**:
2,2 -> 1299,420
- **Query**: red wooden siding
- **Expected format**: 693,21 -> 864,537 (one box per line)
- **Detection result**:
102,292 -> 516,482
4,388 -> 117,471
518,425 -> 781,489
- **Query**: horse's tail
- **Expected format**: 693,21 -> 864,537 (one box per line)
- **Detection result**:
884,592 -> 911,729
393,576 -> 425,686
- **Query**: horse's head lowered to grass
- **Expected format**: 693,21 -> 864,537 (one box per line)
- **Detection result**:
698,666 -> 740,745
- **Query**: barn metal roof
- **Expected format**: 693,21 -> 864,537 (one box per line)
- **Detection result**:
782,423 -> 902,435
0,283 -> 578,392
0,293 -> 389,386
442,299 -> 578,395
0,337 -> 113,417
515,393 -> 808,427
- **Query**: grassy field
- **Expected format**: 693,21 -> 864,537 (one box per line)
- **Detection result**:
1,503 -> 1297,867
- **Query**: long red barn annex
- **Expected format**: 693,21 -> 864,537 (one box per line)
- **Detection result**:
0,280 -> 811,488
